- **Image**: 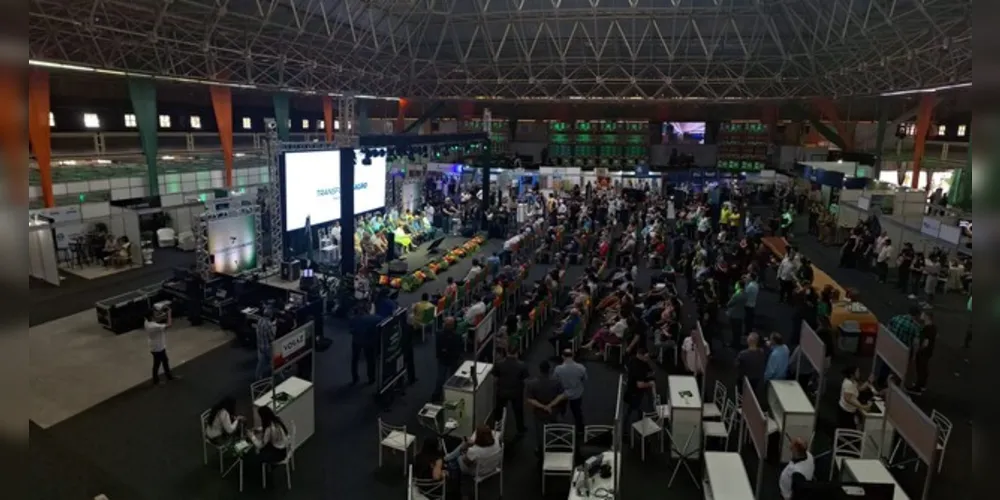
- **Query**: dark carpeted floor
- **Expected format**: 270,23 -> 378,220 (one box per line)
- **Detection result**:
30,221 -> 974,500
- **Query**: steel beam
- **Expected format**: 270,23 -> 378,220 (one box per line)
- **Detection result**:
402,101 -> 447,134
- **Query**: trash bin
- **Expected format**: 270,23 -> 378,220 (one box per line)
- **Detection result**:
838,320 -> 862,355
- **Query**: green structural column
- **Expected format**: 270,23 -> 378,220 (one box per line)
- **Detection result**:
272,93 -> 291,141
128,79 -> 159,196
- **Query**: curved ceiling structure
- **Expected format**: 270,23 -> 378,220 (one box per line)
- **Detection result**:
30,0 -> 971,101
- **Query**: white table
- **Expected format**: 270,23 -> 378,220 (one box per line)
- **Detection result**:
841,458 -> 911,500
568,451 -> 619,500
442,361 -> 494,437
767,380 -> 815,463
861,399 -> 896,459
669,375 -> 703,459
253,376 -> 315,449
703,452 -> 754,500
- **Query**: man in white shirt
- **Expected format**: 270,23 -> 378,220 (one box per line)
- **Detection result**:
464,297 -> 487,324
875,238 -> 893,283
464,259 -> 484,283
777,254 -> 798,303
144,308 -> 177,385
778,438 -> 815,499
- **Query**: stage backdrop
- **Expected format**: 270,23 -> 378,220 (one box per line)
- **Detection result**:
208,214 -> 257,274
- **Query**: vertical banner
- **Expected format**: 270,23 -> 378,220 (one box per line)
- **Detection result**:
209,86 -> 234,188
28,70 -> 54,208
272,93 -> 291,141
322,96 -> 334,143
339,148 -> 356,274
127,79 -> 160,196
395,98 -> 408,133
911,93 -> 936,189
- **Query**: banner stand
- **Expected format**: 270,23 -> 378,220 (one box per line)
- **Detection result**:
377,307 -> 408,407
612,374 -> 624,498
741,377 -> 768,500
254,321 -> 316,449
795,320 -> 828,457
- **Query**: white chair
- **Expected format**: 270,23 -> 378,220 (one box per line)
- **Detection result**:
470,446 -> 504,500
262,421 -> 296,490
177,231 -> 196,251
583,425 -> 615,445
703,399 -> 737,451
250,379 -> 273,402
378,419 -> 416,475
200,409 -> 231,473
411,465 -> 447,500
654,390 -> 671,421
492,407 -> 508,444
602,341 -> 624,364
703,381 -> 727,420
156,227 -> 176,247
930,410 -> 953,474
630,410 -> 664,461
542,423 -> 576,494
829,428 -> 865,480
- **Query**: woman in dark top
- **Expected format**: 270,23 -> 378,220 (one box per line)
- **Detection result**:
909,252 -> 926,297
413,437 -> 446,482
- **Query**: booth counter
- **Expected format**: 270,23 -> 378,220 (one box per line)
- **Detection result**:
703,452 -> 754,500
443,361 -> 494,438
253,376 -> 315,449
668,375 -> 703,459
767,380 -> 815,463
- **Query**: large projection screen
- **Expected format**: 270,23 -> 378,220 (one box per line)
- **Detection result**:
208,215 -> 258,274
282,149 -> 387,231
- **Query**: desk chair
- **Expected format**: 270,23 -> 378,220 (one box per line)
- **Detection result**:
262,421 -> 296,490
703,381 -> 727,420
542,424 -> 576,494
200,409 -> 235,473
411,464 -> 446,500
378,419 -> 416,476
469,447 -> 504,500
829,429 -> 865,480
703,399 -> 738,451
630,410 -> 664,462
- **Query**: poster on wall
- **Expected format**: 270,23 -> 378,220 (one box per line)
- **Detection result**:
208,215 -> 258,274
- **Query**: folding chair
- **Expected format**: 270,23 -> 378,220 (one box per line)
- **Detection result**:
930,410 -> 953,474
250,379 -> 273,402
378,419 -> 416,475
829,429 -> 865,480
703,399 -> 738,451
412,468 -> 447,500
262,421 -> 296,490
630,410 -> 664,461
541,424 -> 576,494
200,409 -> 232,473
492,407 -> 508,444
703,381 -> 727,420
470,446 -> 504,500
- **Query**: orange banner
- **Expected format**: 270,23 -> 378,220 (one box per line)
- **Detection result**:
209,86 -> 234,187
911,94 -> 937,189
28,70 -> 53,207
395,98 -> 409,133
323,96 -> 334,143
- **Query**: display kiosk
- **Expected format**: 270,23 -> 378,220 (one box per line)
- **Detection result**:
253,321 -> 316,449
442,361 -> 493,438
668,375 -> 703,459
703,452 -> 754,500
767,380 -> 815,463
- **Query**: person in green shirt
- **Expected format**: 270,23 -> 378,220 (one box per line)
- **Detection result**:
410,293 -> 437,328
780,209 -> 794,238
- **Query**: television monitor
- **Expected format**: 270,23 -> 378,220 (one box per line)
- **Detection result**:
207,215 -> 258,274
663,122 -> 706,144
282,149 -> 387,231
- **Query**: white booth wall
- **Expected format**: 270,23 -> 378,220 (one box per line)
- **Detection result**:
107,206 -> 145,266
28,219 -> 60,285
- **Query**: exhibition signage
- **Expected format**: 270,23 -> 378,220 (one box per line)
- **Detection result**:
377,308 -> 407,395
272,327 -> 308,368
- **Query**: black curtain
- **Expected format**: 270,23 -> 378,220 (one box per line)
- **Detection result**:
340,148 -> 356,274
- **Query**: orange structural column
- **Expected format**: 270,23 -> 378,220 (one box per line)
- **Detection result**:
812,98 -> 853,150
323,96 -> 334,143
395,98 -> 409,133
28,70 -> 54,207
209,86 -> 235,188
911,93 -> 937,189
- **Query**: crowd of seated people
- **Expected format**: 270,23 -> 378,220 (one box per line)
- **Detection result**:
353,208 -> 437,265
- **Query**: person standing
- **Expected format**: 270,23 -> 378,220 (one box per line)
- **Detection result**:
145,308 -> 177,385
736,333 -> 769,396
911,311 -> 937,394
526,361 -> 565,456
726,282 -> 747,349
882,306 -> 923,384
491,347 -> 528,435
875,238 -> 893,283
254,308 -> 276,381
764,333 -> 790,382
836,366 -> 872,430
552,349 -> 587,434
896,243 -> 914,291
776,253 -> 797,303
743,272 -> 760,335
432,317 -> 464,402
349,313 -> 381,386
621,347 -> 655,433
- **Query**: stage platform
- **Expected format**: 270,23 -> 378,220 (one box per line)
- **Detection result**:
378,236 -> 472,275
